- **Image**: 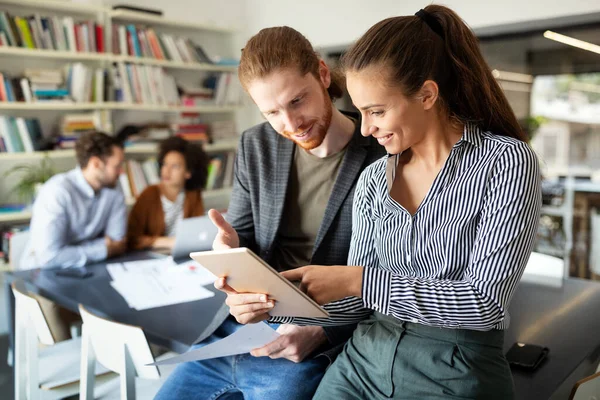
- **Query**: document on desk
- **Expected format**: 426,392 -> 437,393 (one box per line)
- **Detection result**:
149,322 -> 280,366
107,259 -> 217,310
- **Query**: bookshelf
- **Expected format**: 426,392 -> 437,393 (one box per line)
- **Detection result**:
0,47 -> 239,73
0,102 -> 241,112
0,0 -> 243,225
0,138 -> 239,160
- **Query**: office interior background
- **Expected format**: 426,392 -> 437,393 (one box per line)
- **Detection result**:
0,0 -> 599,399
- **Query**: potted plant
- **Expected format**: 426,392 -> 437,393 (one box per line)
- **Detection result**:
4,156 -> 56,205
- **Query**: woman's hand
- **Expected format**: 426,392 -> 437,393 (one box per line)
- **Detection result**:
152,236 -> 175,250
280,265 -> 364,305
214,277 -> 274,324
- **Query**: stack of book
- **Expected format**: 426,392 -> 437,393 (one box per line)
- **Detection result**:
25,68 -> 67,102
111,24 -> 221,64
172,122 -> 209,144
0,116 -> 43,152
201,72 -> 244,106
209,120 -> 237,142
0,12 -> 104,52
112,62 -> 179,105
120,158 -> 160,200
0,63 -> 106,103
55,111 -> 111,148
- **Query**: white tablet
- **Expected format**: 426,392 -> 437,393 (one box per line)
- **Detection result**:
190,248 -> 329,318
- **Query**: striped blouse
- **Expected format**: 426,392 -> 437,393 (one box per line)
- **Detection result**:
271,124 -> 542,331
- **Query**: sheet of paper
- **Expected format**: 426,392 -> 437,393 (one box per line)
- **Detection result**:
150,322 -> 280,366
107,259 -> 216,311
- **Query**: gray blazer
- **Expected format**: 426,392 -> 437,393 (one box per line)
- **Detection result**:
195,112 -> 386,361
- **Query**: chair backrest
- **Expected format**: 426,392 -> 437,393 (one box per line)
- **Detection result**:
569,371 -> 600,400
9,230 -> 30,270
78,305 -> 159,379
522,252 -> 564,281
11,281 -> 55,345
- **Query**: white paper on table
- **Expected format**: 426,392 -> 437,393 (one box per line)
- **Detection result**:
149,323 -> 280,366
122,258 -> 217,287
107,260 -> 216,310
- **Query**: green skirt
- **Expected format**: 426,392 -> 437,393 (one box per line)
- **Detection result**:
314,312 -> 514,400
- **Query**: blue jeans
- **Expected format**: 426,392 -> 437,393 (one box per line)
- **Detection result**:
154,318 -> 329,400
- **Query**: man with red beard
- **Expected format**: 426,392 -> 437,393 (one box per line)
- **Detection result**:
155,27 -> 384,400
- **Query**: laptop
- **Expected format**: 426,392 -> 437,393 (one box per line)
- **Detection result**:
170,214 -> 222,262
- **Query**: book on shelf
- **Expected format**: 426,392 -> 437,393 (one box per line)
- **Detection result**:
117,151 -> 235,203
0,116 -> 45,153
0,223 -> 29,263
61,111 -> 111,136
0,12 -> 104,53
209,120 -> 238,141
110,24 -> 238,67
205,151 -> 235,190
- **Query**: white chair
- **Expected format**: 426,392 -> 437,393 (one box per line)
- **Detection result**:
569,371 -> 600,400
521,251 -> 565,287
9,230 -> 30,270
79,304 -> 176,400
11,281 -> 115,400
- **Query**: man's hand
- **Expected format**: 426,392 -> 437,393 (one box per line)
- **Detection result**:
214,277 -> 274,324
208,209 -> 239,250
281,265 -> 364,305
250,324 -> 327,363
105,236 -> 126,258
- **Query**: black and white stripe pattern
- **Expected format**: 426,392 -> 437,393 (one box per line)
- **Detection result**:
273,124 -> 541,331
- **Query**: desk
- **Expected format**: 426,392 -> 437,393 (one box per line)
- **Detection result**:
4,252 -> 226,354
506,278 -> 600,399
5,258 -> 600,399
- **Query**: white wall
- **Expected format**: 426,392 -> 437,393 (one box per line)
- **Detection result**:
241,0 -> 600,48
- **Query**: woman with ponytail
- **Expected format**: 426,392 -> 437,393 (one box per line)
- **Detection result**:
274,5 -> 541,398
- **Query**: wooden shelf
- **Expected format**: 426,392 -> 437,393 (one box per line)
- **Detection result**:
103,103 -> 240,113
0,47 -> 108,61
124,187 -> 231,207
0,102 -> 240,113
125,139 -> 238,155
0,0 -> 104,14
0,188 -> 232,224
0,210 -> 31,223
0,48 -> 238,72
111,55 -> 237,72
0,140 -> 238,161
109,9 -> 235,33
0,102 -> 102,111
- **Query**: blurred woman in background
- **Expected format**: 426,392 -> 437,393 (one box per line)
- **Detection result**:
127,136 -> 209,250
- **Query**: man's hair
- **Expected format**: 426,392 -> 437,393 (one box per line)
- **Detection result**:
75,131 -> 123,169
158,136 -> 209,191
238,26 -> 345,100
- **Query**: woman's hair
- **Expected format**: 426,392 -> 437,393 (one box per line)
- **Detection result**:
158,136 -> 209,191
238,26 -> 345,100
341,4 -> 526,141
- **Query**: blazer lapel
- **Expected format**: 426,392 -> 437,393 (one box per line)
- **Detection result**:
312,133 -> 368,257
266,135 -> 294,248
